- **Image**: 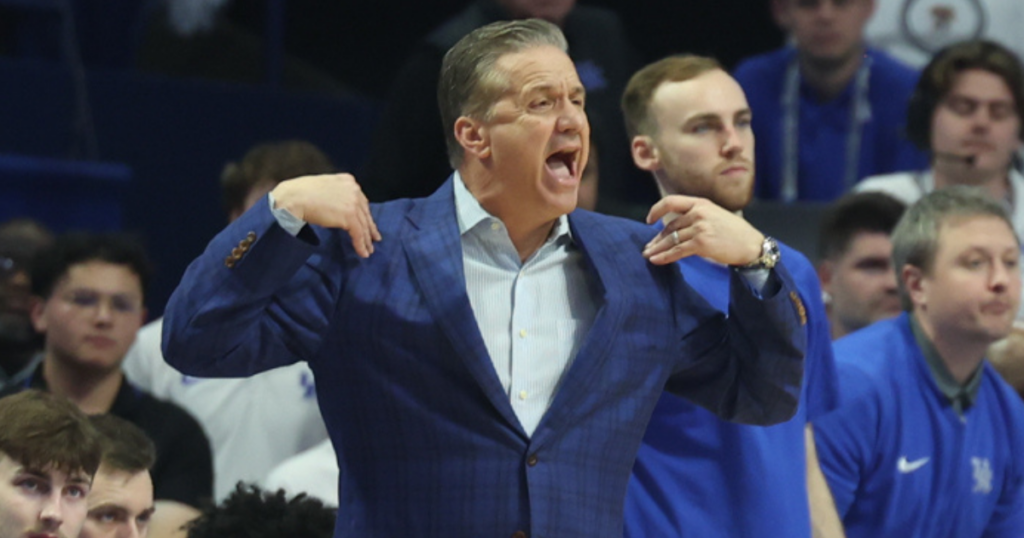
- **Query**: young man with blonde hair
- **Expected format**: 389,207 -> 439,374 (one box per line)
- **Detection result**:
621,54 -> 843,538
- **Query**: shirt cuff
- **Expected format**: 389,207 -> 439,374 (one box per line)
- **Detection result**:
268,192 -> 306,237
736,267 -> 771,296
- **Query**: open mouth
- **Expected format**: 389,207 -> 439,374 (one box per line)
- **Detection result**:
545,148 -> 579,183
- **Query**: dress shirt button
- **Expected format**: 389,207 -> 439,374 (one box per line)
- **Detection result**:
518,390 -> 528,401
512,532 -> 527,538
519,329 -> 527,338
491,222 -> 501,231
527,454 -> 538,467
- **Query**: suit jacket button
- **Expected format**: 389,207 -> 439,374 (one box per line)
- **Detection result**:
231,247 -> 244,258
246,231 -> 257,241
224,256 -> 235,268
526,454 -> 538,467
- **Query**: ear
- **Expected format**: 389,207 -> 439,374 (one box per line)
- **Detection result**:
454,116 -> 491,160
631,135 -> 661,172
817,260 -> 834,292
29,296 -> 47,334
902,264 -> 926,310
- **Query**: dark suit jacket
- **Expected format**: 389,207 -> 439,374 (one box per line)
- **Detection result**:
162,178 -> 806,537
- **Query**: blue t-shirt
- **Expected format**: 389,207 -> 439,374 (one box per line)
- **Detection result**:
734,47 -> 927,201
814,314 -> 1024,537
624,242 -> 839,537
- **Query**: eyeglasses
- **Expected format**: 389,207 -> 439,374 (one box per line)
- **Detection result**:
61,290 -> 142,315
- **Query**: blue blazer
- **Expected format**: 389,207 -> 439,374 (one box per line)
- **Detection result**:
163,178 -> 807,538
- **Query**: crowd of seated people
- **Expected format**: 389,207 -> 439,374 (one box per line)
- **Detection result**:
2,1 -> 1024,537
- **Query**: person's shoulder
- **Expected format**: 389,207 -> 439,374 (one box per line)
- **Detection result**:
981,363 -> 1024,422
570,209 -> 651,242
126,382 -> 210,440
854,172 -> 923,206
733,47 -> 793,82
832,318 -> 908,397
867,48 -> 921,88
777,241 -> 816,280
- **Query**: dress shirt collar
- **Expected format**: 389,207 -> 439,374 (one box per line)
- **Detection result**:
452,171 -> 573,244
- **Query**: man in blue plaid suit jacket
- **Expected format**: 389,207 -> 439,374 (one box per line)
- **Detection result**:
162,19 -> 807,538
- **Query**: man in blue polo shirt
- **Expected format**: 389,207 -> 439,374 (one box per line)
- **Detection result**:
734,0 -> 927,201
620,54 -> 843,537
814,186 -> 1024,536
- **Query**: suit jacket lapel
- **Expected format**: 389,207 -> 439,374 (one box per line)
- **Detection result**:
403,179 -> 527,437
533,211 -> 626,440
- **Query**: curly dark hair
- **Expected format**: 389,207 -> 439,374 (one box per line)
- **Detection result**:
186,483 -> 336,538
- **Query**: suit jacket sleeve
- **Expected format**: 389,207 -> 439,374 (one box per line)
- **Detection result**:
664,260 -> 807,426
161,199 -> 343,377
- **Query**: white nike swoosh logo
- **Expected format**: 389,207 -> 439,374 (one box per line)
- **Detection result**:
897,456 -> 930,473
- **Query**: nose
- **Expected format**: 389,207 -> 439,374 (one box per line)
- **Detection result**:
721,126 -> 745,157
39,493 -> 64,530
94,299 -> 114,325
557,100 -> 587,135
120,521 -> 143,538
989,258 -> 1017,293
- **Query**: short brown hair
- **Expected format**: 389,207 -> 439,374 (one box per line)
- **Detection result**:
892,185 -> 1018,310
907,39 -> 1024,149
220,141 -> 335,217
438,18 -> 568,168
621,55 -> 722,139
0,390 -> 102,477
90,414 -> 156,474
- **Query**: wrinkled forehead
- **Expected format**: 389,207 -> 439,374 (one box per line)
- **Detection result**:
491,45 -> 581,93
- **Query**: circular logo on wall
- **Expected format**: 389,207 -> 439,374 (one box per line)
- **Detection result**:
900,0 -> 986,55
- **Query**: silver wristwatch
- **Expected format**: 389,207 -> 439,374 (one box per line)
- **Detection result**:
735,236 -> 780,270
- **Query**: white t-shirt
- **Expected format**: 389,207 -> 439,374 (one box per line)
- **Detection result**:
123,318 -> 329,501
865,0 -> 1024,68
262,439 -> 339,507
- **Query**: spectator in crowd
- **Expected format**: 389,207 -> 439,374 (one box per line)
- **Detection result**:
0,389 -> 102,538
817,192 -> 907,339
620,53 -> 842,538
865,0 -> 1024,69
162,19 -> 807,537
814,186 -> 1024,537
0,232 -> 213,538
856,40 -> 1024,238
361,0 -> 654,215
123,140 -> 331,502
81,414 -> 157,538
0,218 -> 52,392
734,0 -> 926,201
186,484 -> 335,538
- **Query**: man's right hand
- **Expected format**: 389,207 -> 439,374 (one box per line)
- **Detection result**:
271,173 -> 382,258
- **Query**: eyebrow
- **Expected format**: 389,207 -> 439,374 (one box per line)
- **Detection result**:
685,109 -> 752,123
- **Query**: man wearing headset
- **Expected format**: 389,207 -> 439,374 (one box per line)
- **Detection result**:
856,39 -> 1024,239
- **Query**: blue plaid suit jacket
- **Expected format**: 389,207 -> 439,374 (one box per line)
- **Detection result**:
163,178 -> 806,538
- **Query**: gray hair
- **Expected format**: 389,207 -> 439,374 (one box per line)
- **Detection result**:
891,185 -> 1019,310
438,18 -> 569,168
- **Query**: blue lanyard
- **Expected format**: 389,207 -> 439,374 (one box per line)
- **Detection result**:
781,55 -> 873,201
